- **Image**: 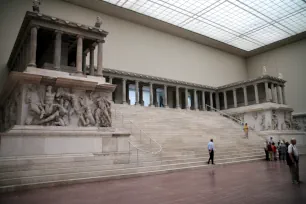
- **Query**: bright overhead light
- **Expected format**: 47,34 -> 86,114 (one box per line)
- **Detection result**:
104,0 -> 306,51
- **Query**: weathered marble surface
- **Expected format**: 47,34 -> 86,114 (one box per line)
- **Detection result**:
293,113 -> 306,132
23,84 -> 111,127
224,103 -> 293,132
0,126 -> 130,156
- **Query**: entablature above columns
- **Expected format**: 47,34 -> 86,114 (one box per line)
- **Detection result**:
8,11 -> 108,70
217,75 -> 286,92
103,68 -> 216,92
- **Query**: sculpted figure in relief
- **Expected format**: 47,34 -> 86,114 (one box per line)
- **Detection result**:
25,85 -> 112,127
94,97 -> 112,127
27,86 -> 69,126
271,110 -> 278,130
260,114 -> 266,131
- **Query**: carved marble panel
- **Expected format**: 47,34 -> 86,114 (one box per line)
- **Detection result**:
1,87 -> 20,131
293,114 -> 306,132
20,84 -> 112,127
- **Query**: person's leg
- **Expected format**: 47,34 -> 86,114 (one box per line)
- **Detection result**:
207,151 -> 211,164
211,150 -> 214,164
269,152 -> 272,161
264,149 -> 268,161
290,165 -> 296,183
296,163 -> 300,182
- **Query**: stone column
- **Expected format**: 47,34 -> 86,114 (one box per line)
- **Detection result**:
271,83 -> 276,103
185,88 -> 189,110
254,83 -> 259,104
274,84 -> 279,103
149,82 -> 154,107
282,86 -> 286,104
135,80 -> 139,105
82,53 -> 87,75
202,91 -> 206,111
215,92 -> 220,110
109,77 -> 113,102
277,85 -> 283,104
122,79 -> 127,104
176,86 -> 180,109
139,84 -> 143,106
164,85 -> 168,108
243,86 -> 248,106
223,91 -> 228,109
96,40 -> 103,76
76,35 -> 83,74
53,30 -> 62,69
194,90 -> 198,110
264,82 -> 269,102
209,92 -> 213,109
233,89 -> 237,108
89,46 -> 95,76
28,26 -> 38,67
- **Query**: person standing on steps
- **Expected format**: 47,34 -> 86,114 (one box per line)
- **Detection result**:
243,123 -> 249,139
207,139 -> 215,165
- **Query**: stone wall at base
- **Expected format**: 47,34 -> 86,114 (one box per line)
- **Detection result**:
0,126 -> 130,157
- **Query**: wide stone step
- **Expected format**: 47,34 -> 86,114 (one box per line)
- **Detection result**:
0,155 -> 264,191
0,152 -> 265,180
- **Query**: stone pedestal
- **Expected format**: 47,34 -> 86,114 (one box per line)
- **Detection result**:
0,69 -> 129,157
0,126 -> 130,156
224,103 -> 294,132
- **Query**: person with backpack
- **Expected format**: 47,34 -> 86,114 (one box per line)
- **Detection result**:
286,139 -> 301,184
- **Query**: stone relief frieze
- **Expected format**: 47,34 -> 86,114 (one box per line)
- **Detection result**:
292,115 -> 306,132
271,110 -> 278,130
2,87 -> 20,131
25,85 -> 112,127
282,111 -> 292,130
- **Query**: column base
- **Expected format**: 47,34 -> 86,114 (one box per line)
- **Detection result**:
28,63 -> 37,67
71,71 -> 86,77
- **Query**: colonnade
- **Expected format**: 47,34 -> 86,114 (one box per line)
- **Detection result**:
105,75 -> 287,111
106,76 -> 218,110
15,25 -> 105,76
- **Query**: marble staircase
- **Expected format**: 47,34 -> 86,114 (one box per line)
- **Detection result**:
0,105 -> 265,192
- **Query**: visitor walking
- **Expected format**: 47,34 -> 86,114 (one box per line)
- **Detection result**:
207,139 -> 215,165
269,137 -> 274,145
267,142 -> 273,161
279,141 -> 287,161
243,123 -> 249,139
287,138 -> 300,184
159,96 -> 164,107
271,142 -> 277,161
264,141 -> 269,161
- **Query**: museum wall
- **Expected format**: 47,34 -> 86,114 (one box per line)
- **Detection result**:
0,0 -> 247,94
247,39 -> 306,114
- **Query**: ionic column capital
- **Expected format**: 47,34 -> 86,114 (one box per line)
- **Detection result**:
77,35 -> 84,39
96,39 -> 105,43
54,30 -> 64,34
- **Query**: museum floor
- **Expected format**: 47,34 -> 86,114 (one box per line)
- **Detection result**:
1,156 -> 305,204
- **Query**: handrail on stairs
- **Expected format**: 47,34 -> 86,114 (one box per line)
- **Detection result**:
112,108 -> 163,164
205,104 -> 270,141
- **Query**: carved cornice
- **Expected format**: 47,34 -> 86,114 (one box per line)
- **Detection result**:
103,68 -> 286,92
103,68 -> 216,91
27,11 -> 108,36
217,75 -> 286,90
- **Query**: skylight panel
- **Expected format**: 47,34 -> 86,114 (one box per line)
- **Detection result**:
102,0 -> 306,51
